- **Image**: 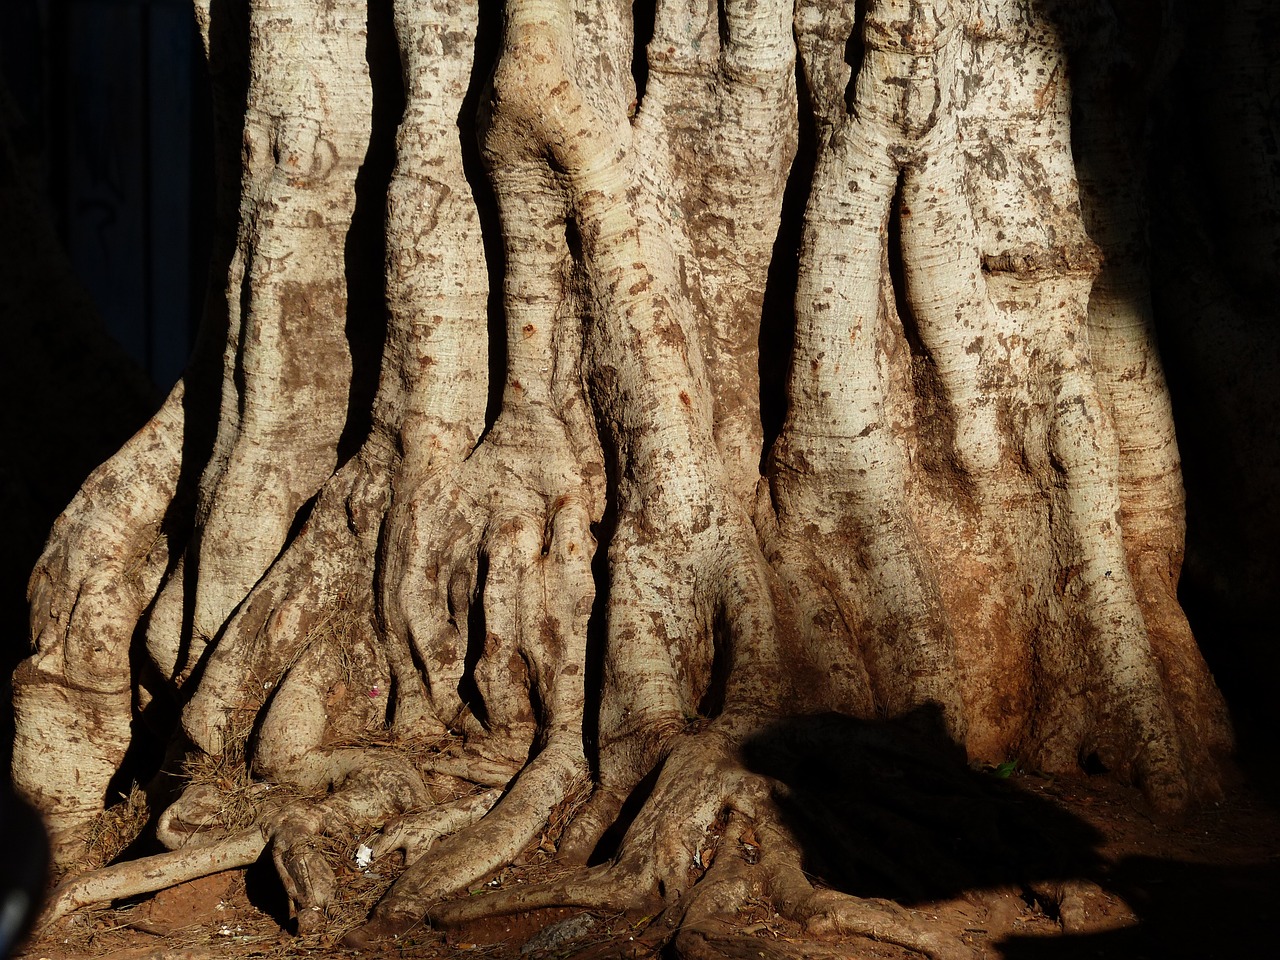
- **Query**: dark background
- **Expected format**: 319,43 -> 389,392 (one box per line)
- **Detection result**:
2,0 -> 210,390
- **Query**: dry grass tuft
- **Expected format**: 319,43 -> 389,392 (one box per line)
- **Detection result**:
538,777 -> 592,858
295,830 -> 400,948
80,783 -> 150,871
178,701 -> 267,834
176,609 -> 355,832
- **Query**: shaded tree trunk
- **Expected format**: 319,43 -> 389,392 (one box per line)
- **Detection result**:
10,0 -> 1234,955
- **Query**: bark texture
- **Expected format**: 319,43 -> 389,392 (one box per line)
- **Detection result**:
11,0 -> 1233,955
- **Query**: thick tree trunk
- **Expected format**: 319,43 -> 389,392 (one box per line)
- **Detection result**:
10,0 -> 1233,955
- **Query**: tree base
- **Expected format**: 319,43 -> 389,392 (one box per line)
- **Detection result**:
9,0 -> 1239,954
23,760 -> 1278,960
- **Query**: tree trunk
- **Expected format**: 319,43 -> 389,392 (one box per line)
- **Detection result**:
11,0 -> 1233,954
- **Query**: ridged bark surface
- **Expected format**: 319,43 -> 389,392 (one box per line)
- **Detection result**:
11,0 -> 1233,954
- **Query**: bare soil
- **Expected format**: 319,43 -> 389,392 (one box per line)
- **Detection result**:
16,766 -> 1280,960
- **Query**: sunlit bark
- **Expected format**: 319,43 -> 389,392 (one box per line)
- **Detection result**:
12,0 -> 1229,954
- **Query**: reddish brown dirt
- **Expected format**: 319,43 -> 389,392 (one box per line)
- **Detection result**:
15,769 -> 1280,960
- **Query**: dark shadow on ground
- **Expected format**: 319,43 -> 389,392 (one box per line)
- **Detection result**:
998,856 -> 1280,960
740,706 -> 1280,960
742,706 -> 1105,905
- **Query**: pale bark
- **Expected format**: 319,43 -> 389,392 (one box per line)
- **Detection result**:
11,0 -> 1232,954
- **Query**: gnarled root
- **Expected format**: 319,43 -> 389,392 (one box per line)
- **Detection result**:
424,712 -> 1114,960
33,747 -> 498,934
346,739 -> 589,944
428,784 -> 975,960
14,389 -> 185,870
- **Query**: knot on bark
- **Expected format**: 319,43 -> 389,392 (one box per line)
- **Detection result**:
485,24 -> 618,179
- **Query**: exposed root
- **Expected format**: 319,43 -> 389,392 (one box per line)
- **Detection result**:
421,712 -> 1117,959
670,814 -> 978,960
256,754 -> 468,932
361,786 -> 500,858
429,793 -> 977,960
426,865 -> 642,935
413,752 -> 524,788
14,389 -> 185,868
429,797 -> 979,959
422,734 -> 764,933
37,828 -> 265,930
348,740 -> 589,943
39,745 -> 502,931
764,853 -> 972,960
